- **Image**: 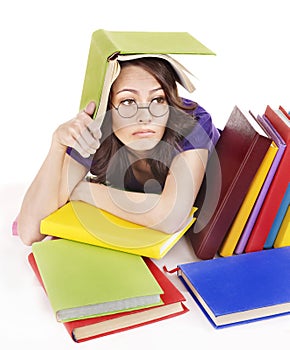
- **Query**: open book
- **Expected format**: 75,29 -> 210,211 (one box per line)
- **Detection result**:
79,29 -> 215,124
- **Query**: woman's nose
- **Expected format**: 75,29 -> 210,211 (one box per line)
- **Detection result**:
136,106 -> 152,123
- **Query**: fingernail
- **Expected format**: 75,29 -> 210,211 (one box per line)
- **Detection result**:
88,101 -> 95,110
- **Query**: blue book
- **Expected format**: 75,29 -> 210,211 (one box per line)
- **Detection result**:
177,247 -> 290,328
264,182 -> 290,248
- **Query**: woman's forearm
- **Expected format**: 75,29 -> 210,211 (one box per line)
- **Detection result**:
71,149 -> 207,233
17,102 -> 101,245
72,176 -> 193,234
17,144 -> 66,244
17,144 -> 86,245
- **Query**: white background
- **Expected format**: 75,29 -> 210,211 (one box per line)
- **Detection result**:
1,0 -> 290,349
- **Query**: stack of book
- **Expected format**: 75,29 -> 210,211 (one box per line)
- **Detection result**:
243,106 -> 290,253
184,104 -> 289,260
29,238 -> 188,342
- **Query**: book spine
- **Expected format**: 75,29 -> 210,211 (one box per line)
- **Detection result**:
264,183 -> 290,248
235,147 -> 285,254
219,142 -> 277,257
79,29 -> 118,117
193,134 -> 271,260
274,206 -> 290,247
245,149 -> 290,253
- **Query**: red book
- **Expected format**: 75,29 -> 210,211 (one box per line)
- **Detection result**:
245,105 -> 290,252
187,106 -> 273,260
28,253 -> 188,342
279,105 -> 290,120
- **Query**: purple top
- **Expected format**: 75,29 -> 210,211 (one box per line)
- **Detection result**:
177,100 -> 220,155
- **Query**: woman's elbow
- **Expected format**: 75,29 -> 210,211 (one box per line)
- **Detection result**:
18,229 -> 43,246
17,219 -> 44,246
19,234 -> 36,246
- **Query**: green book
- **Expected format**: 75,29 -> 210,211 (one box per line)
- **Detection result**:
32,239 -> 164,322
79,29 -> 215,123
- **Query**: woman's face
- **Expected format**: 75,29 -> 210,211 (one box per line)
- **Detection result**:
110,65 -> 169,152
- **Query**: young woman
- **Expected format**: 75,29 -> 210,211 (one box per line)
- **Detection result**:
17,57 -> 220,245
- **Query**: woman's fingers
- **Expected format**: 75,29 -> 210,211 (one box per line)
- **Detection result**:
73,104 -> 103,157
83,101 -> 96,116
53,101 -> 103,158
75,130 -> 100,157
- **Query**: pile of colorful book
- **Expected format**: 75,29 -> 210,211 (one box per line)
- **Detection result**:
29,184 -> 197,342
185,104 -> 290,260
29,238 -> 189,342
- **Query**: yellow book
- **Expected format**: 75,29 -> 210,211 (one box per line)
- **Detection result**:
274,206 -> 290,247
40,201 -> 197,259
219,141 -> 278,257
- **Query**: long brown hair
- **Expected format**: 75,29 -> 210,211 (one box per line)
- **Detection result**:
90,57 -> 197,191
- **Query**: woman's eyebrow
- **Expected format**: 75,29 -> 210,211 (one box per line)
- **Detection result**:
115,88 -> 138,95
150,87 -> 164,93
116,87 -> 164,95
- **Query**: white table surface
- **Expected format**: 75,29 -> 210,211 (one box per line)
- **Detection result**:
2,182 -> 290,350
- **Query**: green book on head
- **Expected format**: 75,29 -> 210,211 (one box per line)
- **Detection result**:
79,29 -> 215,123
32,239 -> 164,322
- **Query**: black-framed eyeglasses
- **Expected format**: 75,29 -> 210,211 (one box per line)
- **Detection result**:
111,98 -> 169,119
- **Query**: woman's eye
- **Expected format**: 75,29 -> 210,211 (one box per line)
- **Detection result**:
152,97 -> 166,104
121,99 -> 135,106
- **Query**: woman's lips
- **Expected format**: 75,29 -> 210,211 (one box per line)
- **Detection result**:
132,129 -> 155,137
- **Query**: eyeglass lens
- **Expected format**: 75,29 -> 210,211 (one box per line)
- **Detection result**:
117,100 -> 169,118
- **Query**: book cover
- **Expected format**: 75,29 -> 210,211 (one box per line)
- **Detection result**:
279,105 -> 290,120
234,113 -> 286,254
274,205 -> 290,247
79,29 -> 215,123
275,109 -> 290,127
40,200 -> 197,259
245,105 -> 290,253
186,105 -> 273,260
32,239 -> 164,322
178,247 -> 290,327
219,140 -> 278,257
28,253 -> 188,342
265,182 -> 290,248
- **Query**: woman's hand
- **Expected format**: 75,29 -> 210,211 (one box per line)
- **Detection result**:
52,101 -> 102,158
